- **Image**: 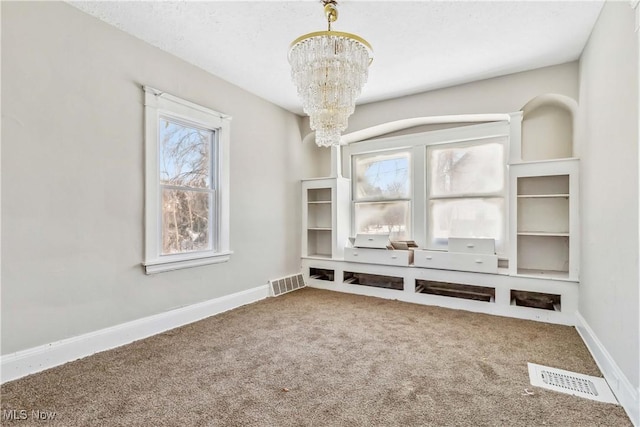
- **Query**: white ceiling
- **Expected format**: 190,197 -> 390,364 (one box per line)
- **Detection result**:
68,1 -> 604,115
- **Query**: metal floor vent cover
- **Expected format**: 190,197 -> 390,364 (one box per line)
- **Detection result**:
269,273 -> 305,297
527,363 -> 618,404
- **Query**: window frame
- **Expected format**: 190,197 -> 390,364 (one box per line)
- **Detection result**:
343,121 -> 511,256
351,148 -> 413,241
425,137 -> 508,254
143,86 -> 232,274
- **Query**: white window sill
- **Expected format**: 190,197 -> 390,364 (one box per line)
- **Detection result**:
143,251 -> 233,275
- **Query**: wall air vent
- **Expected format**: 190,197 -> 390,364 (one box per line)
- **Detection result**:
269,273 -> 305,297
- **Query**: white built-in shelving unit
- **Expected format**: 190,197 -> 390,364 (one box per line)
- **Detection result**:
301,100 -> 580,325
302,177 -> 350,259
509,159 -> 579,281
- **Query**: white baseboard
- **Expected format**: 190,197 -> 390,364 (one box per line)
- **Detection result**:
575,312 -> 639,426
1,285 -> 269,384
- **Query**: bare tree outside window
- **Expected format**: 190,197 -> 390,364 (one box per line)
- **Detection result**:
353,152 -> 411,240
159,119 -> 215,255
143,86 -> 231,274
430,142 -> 503,197
356,155 -> 410,199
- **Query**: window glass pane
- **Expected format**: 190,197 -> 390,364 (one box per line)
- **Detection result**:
355,201 -> 411,240
162,189 -> 211,254
428,198 -> 504,251
354,151 -> 411,200
159,119 -> 212,188
429,142 -> 504,196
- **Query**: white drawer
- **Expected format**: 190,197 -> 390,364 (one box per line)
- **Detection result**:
344,247 -> 412,266
353,233 -> 391,249
414,250 -> 498,273
448,238 -> 495,254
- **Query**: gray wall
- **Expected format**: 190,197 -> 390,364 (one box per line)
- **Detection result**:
578,1 -> 639,391
1,1 -> 312,354
348,62 -> 579,131
307,62 -> 579,177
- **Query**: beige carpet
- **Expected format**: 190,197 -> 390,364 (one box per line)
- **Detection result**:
1,288 -> 631,426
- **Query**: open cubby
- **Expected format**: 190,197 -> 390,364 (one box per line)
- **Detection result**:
518,175 -> 569,195
307,229 -> 332,258
511,290 -> 561,311
415,280 -> 495,302
521,104 -> 573,161
307,188 -> 331,202
307,202 -> 331,229
343,271 -> 403,291
517,235 -> 569,277
309,267 -> 334,282
517,197 -> 569,234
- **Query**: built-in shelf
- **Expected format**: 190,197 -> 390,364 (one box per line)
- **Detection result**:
307,187 -> 331,202
416,279 -> 495,302
306,228 -> 332,258
511,290 -> 561,311
302,178 -> 350,259
309,267 -> 335,282
307,199 -> 331,230
517,174 -> 570,195
515,269 -> 570,280
517,232 -> 569,237
517,196 -> 569,234
517,234 -> 569,276
517,194 -> 569,198
344,271 -> 404,291
510,160 -> 578,281
306,255 -> 332,260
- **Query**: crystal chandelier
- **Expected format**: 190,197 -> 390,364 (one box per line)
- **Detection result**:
289,0 -> 373,147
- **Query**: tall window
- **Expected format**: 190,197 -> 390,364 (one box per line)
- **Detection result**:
352,150 -> 412,240
143,87 -> 231,274
427,138 -> 506,253
159,118 -> 215,254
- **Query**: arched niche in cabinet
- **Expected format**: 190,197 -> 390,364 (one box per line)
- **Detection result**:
520,94 -> 577,161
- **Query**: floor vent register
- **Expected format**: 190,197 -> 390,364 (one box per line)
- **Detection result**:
527,362 -> 618,404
